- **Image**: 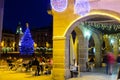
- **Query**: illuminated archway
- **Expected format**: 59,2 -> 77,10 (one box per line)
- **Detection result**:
64,10 -> 120,79
64,9 -> 120,37
52,10 -> 120,80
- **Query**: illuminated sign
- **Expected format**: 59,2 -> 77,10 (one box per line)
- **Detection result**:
50,0 -> 68,12
74,0 -> 90,16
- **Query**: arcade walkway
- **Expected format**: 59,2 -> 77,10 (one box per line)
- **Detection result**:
68,72 -> 118,80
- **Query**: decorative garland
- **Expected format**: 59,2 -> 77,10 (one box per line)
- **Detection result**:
83,21 -> 120,32
81,21 -> 120,40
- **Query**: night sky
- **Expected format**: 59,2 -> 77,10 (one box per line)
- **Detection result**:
3,0 -> 52,33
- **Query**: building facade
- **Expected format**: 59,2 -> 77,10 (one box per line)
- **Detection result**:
31,27 -> 53,48
1,32 -> 15,53
1,27 -> 53,53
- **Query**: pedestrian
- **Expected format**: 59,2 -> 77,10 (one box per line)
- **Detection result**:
32,57 -> 40,76
106,52 -> 115,75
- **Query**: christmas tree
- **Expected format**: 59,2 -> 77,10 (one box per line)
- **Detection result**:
19,23 -> 34,55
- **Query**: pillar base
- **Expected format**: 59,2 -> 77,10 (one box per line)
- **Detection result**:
52,69 -> 65,80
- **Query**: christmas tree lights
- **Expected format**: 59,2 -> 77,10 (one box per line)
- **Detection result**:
19,23 -> 34,55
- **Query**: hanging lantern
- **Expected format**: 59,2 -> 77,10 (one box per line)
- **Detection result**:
50,0 -> 68,12
74,0 -> 90,16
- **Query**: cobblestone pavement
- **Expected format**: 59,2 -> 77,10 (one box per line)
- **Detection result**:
68,65 -> 119,80
0,70 -> 118,80
68,72 -> 118,80
0,64 -> 119,80
0,68 -> 52,80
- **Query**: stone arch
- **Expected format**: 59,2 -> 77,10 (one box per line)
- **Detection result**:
52,10 -> 120,80
64,26 -> 85,79
92,31 -> 103,67
63,10 -> 120,79
64,9 -> 120,37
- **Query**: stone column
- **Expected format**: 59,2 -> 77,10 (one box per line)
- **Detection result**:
113,38 -> 119,57
95,45 -> 101,67
104,35 -> 112,51
78,35 -> 88,72
52,36 -> 66,80
93,33 -> 102,67
65,36 -> 71,78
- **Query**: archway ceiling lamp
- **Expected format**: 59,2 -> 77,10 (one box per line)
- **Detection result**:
50,0 -> 68,12
82,21 -> 120,34
74,0 -> 90,16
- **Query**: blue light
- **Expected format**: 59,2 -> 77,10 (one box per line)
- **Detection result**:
50,0 -> 68,12
74,0 -> 90,16
19,27 -> 34,55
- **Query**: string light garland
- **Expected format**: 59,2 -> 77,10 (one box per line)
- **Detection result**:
81,21 -> 120,40
82,21 -> 120,33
